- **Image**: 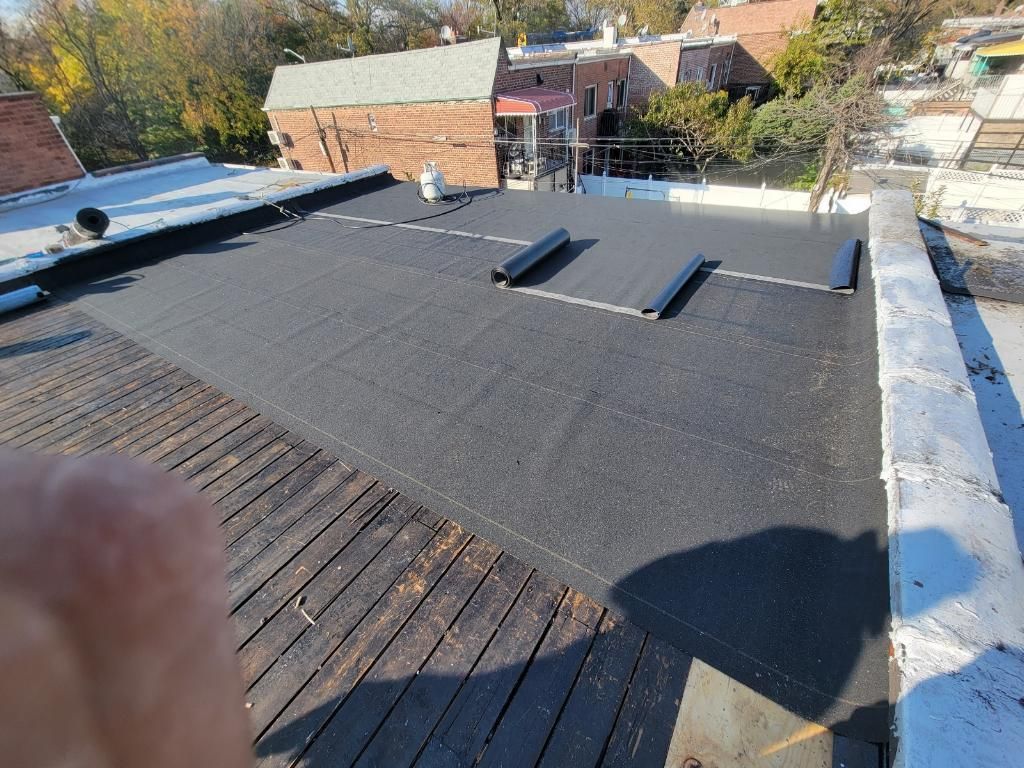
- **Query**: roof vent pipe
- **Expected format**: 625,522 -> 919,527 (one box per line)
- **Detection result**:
61,207 -> 110,247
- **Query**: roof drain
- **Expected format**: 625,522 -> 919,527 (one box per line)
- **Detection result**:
490,228 -> 570,288
828,238 -> 862,294
641,253 -> 705,320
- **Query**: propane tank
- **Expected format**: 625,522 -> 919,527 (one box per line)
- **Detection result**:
419,161 -> 446,203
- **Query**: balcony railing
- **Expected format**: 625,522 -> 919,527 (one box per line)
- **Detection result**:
498,139 -> 570,180
972,74 -> 1024,120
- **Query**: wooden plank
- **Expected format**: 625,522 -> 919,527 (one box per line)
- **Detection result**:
537,613 -> 647,768
0,350 -> 165,439
226,472 -> 379,607
665,658 -> 832,768
414,571 -> 565,768
165,414 -> 274,476
354,554 -> 533,768
292,537 -> 503,767
225,462 -> 360,581
250,522 -> 470,765
0,311 -> 91,354
230,495 -> 413,650
476,589 -> 605,768
0,330 -> 127,392
24,369 -> 196,453
213,443 -> 321,524
220,452 -> 337,534
601,636 -> 692,768
66,382 -> 211,456
831,734 -> 880,768
0,321 -> 97,363
198,437 -> 299,503
140,403 -> 254,467
0,341 -> 150,415
3,360 -> 177,448
103,390 -> 229,456
182,423 -> 288,488
0,334 -> 131,406
232,493 -> 413,669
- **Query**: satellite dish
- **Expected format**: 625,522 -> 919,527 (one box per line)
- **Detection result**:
617,13 -> 627,27
440,25 -> 455,44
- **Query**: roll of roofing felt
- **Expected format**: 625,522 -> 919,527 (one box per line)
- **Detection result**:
490,228 -> 571,288
829,238 -> 862,294
641,253 -> 705,319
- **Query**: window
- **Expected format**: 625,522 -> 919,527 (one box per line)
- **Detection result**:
616,79 -> 626,109
551,108 -> 567,132
584,85 -> 597,119
745,85 -> 761,100
708,63 -> 718,90
607,81 -> 614,108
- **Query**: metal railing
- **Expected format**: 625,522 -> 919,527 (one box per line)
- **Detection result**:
498,139 -> 571,180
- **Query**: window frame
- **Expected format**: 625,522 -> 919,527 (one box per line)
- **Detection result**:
616,78 -> 626,109
583,84 -> 597,119
550,107 -> 567,132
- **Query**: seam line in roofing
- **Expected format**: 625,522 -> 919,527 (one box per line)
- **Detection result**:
138,253 -> 878,484
254,223 -> 876,368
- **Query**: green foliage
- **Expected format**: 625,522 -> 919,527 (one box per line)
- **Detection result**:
771,31 -> 828,97
632,81 -> 753,172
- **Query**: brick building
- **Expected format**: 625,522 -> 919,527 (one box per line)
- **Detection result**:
0,92 -> 85,198
263,31 -> 735,191
681,0 -> 820,100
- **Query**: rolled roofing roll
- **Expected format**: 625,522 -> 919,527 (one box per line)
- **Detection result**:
491,228 -> 571,288
641,253 -> 705,320
829,238 -> 862,294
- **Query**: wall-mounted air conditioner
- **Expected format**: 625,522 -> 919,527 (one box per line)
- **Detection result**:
277,157 -> 296,170
268,130 -> 292,147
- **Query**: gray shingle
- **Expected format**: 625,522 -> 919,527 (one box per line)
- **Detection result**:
263,38 -> 502,110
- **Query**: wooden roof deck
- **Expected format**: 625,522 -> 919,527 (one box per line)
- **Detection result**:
0,300 -> 879,768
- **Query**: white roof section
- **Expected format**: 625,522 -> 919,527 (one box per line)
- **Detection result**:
508,32 -> 735,60
0,156 -> 387,282
263,38 -> 502,111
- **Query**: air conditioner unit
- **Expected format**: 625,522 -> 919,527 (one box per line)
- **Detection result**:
277,157 -> 296,170
268,130 -> 292,147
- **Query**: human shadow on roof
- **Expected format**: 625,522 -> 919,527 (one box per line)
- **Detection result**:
248,526 -> 970,765
63,275 -> 141,295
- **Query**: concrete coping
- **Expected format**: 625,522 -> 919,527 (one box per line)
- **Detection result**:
870,190 -> 1024,767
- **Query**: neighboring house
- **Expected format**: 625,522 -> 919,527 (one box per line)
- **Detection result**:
264,30 -> 735,192
680,0 -> 820,100
0,92 -> 84,198
264,39 -> 504,189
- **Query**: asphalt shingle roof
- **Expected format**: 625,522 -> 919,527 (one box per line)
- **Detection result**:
263,38 -> 502,110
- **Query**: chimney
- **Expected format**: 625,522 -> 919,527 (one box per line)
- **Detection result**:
603,20 -> 617,47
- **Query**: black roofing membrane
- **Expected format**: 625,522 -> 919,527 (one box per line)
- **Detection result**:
61,179 -> 888,740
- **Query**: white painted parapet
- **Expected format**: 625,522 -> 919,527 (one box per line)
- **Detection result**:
870,190 -> 1024,767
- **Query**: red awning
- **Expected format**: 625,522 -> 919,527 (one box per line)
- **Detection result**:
494,87 -> 576,115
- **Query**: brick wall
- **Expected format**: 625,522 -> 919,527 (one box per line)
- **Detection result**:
626,41 -> 682,111
728,32 -> 786,88
0,92 -> 84,197
267,99 -> 500,188
574,57 -> 630,140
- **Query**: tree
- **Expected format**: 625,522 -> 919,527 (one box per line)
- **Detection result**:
632,82 -> 754,174
771,30 -> 829,97
624,0 -> 688,35
752,71 -> 889,210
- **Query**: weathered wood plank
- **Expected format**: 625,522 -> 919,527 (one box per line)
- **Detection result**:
66,382 -> 211,456
537,613 -> 647,768
293,537 -> 503,767
139,403 -> 253,467
182,423 -> 288,488
220,452 -> 337,534
25,369 -> 196,453
165,414 -> 275,477
230,495 -> 414,651
354,554 -> 533,768
476,590 -> 604,768
601,636 -> 692,768
213,442 -> 320,523
414,570 -> 565,768
233,490 -> 407,682
3,360 -> 177,448
0,336 -> 133,407
107,390 -> 230,456
225,462 -> 361,581
251,522 -> 470,766
0,354 -> 170,444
